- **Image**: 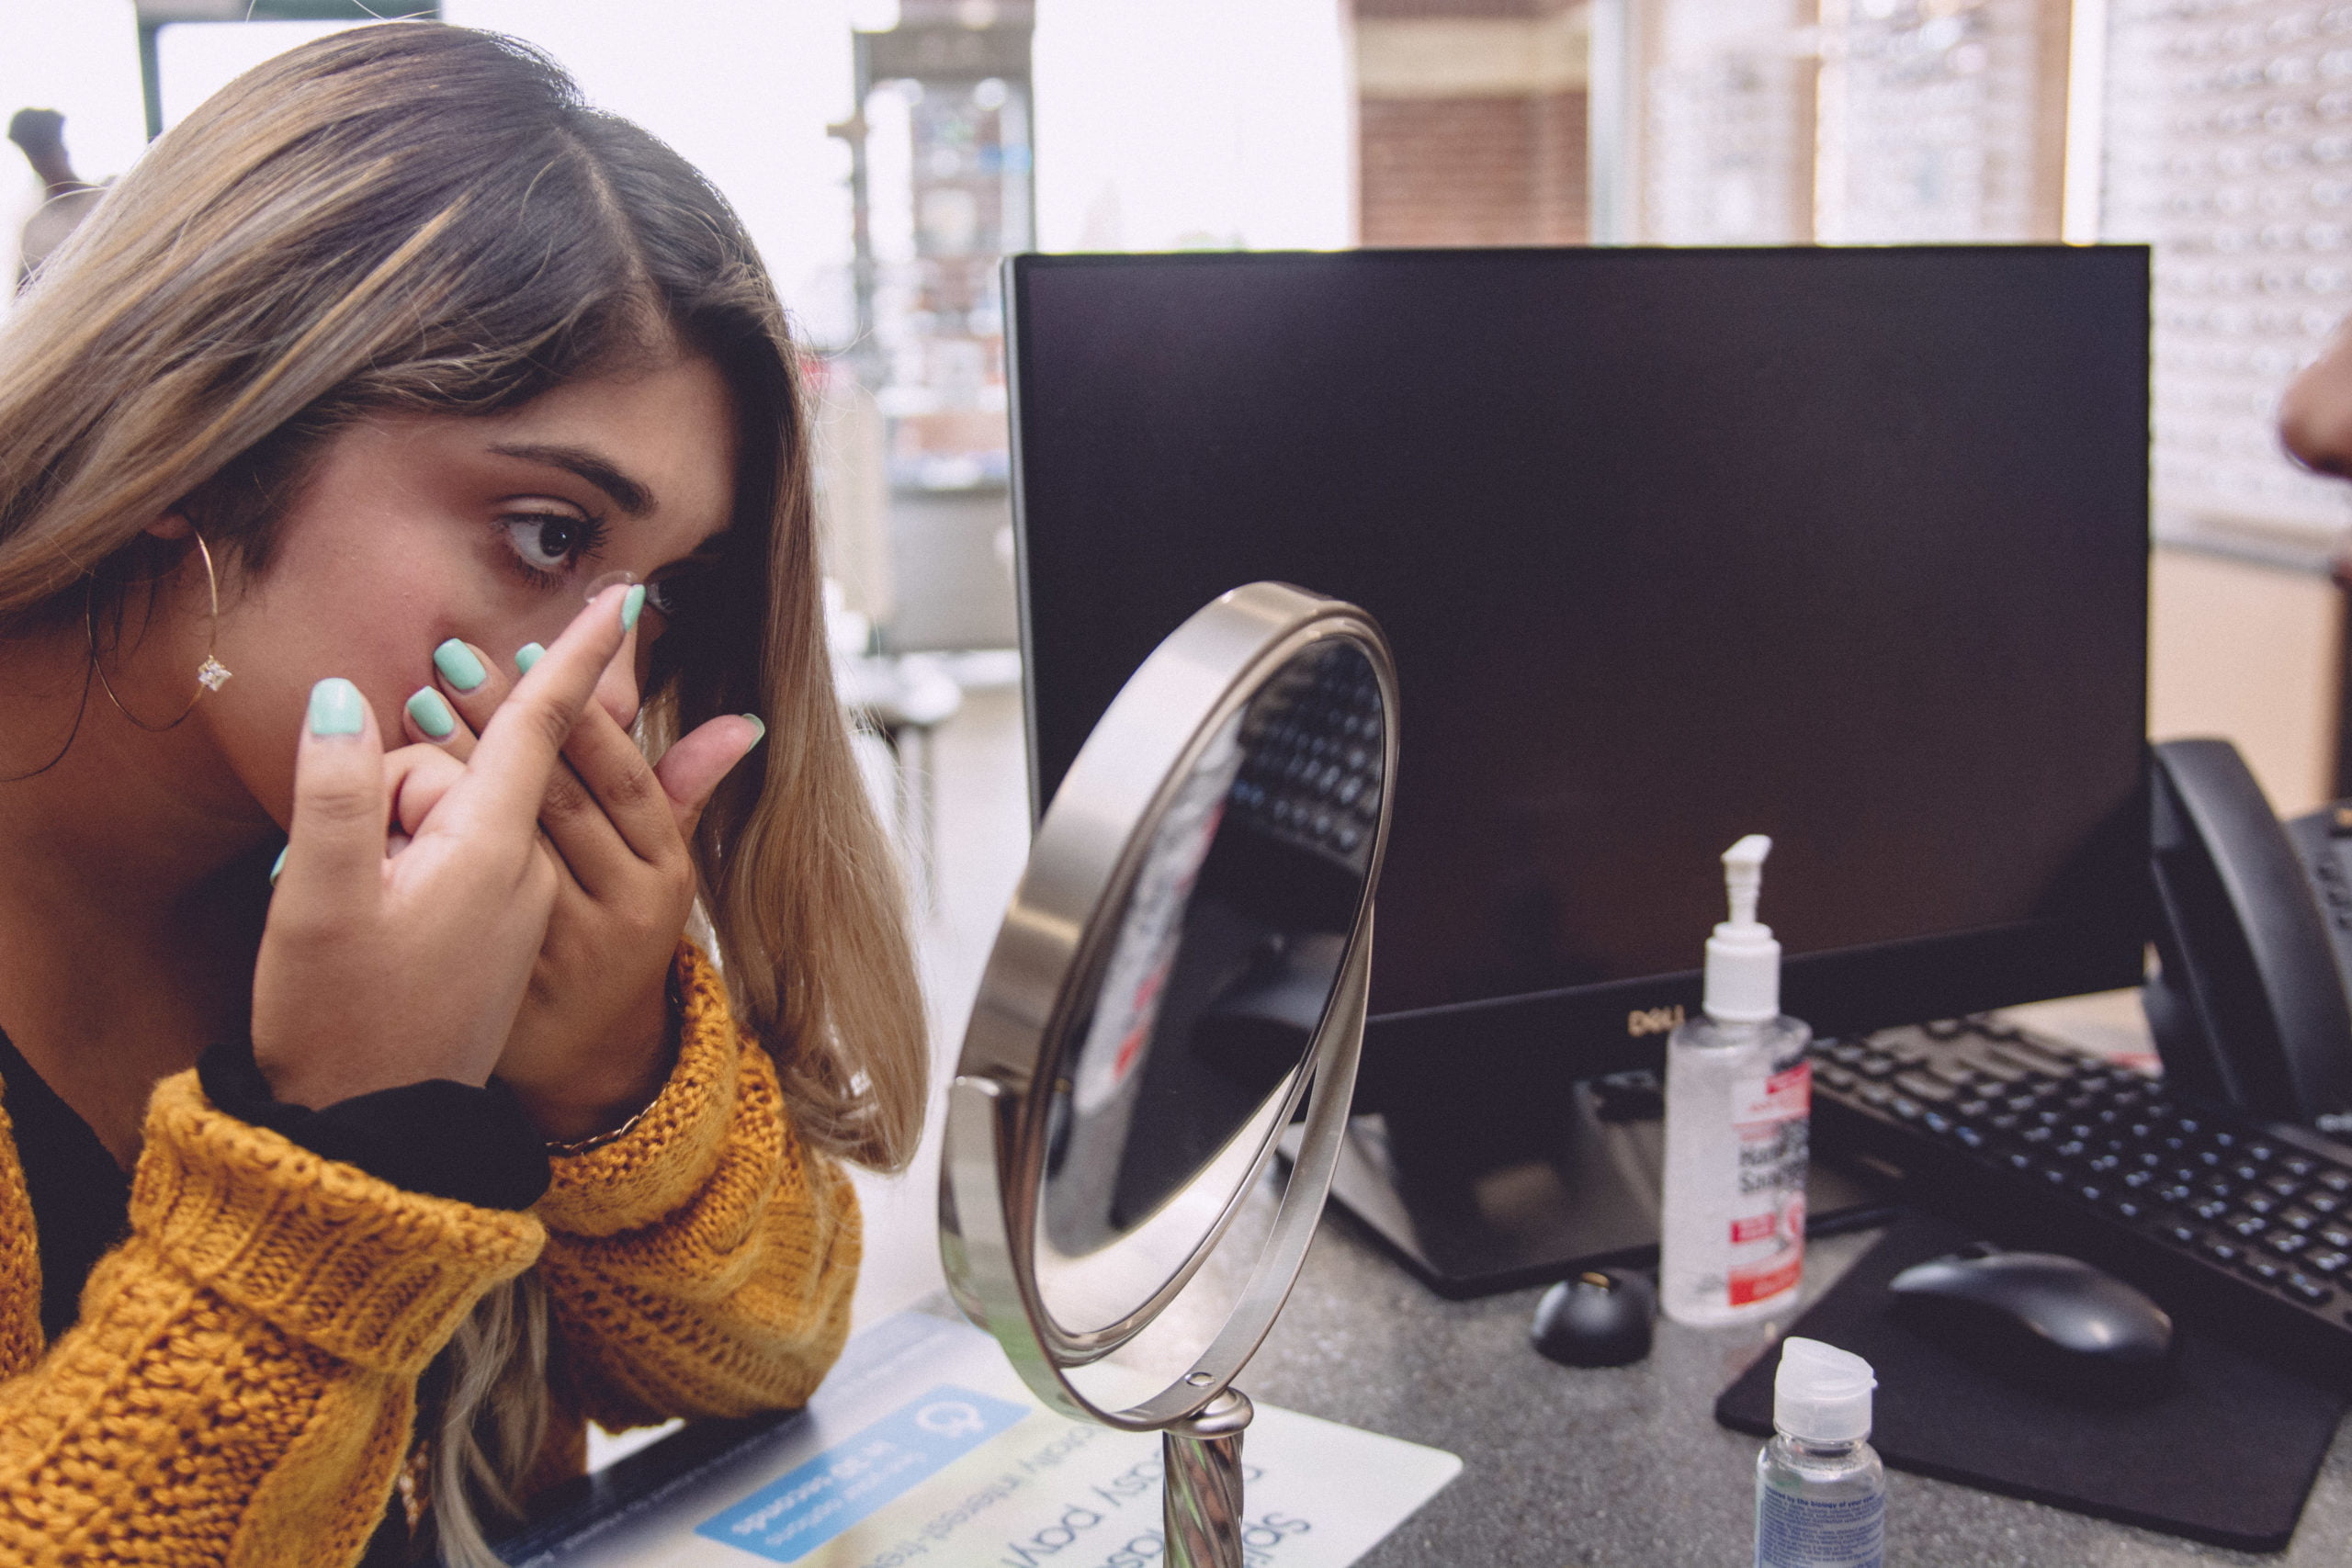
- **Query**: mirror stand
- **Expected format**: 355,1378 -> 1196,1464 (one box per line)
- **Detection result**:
1162,1388 -> 1253,1567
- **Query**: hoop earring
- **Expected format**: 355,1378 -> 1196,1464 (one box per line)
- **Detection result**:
85,531 -> 232,732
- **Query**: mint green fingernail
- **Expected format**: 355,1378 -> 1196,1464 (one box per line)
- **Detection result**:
308,678 -> 364,737
742,714 -> 766,746
268,846 -> 286,886
407,686 -> 456,739
514,642 -> 545,675
621,582 -> 645,632
433,638 -> 487,693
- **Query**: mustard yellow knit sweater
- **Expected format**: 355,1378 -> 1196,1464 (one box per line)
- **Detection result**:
0,944 -> 860,1566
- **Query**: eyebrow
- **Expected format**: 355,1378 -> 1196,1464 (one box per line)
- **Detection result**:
487,441 -> 655,516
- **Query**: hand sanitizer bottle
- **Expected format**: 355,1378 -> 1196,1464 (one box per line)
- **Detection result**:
1755,1337 -> 1885,1568
1659,835 -> 1812,1325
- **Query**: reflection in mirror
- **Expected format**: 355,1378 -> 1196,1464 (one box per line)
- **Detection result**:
1035,639 -> 1385,1333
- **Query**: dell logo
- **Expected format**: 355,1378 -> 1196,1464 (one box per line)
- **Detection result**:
1627,1005 -> 1686,1038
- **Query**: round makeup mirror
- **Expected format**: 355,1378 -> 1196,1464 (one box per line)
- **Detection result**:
939,582 -> 1396,1568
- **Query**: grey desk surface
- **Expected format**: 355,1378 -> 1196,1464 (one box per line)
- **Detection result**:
1234,992 -> 2352,1566
1240,1216 -> 2352,1567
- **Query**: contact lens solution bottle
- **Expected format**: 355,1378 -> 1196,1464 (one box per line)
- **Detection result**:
1755,1337 -> 1884,1568
1658,835 -> 1812,1325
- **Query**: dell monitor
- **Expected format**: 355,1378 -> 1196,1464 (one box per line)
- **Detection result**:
1005,246 -> 2151,1294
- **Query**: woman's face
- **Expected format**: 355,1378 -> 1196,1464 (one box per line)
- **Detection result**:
193,351 -> 740,829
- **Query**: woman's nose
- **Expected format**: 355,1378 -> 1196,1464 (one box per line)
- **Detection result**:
2280,332 -> 2352,478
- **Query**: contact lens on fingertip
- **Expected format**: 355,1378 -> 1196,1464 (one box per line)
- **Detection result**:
582,569 -> 638,604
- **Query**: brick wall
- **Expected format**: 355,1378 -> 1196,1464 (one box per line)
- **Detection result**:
1351,0 -> 1589,246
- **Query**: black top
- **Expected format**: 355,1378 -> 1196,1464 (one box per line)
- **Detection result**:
0,1029 -> 550,1342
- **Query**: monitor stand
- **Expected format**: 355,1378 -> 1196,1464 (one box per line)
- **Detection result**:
1325,1070 -> 1896,1300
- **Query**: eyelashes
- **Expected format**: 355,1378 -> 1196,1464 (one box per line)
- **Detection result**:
492,507 -> 707,622
497,509 -> 608,584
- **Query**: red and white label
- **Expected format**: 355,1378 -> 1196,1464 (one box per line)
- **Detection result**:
1723,1059 -> 1811,1311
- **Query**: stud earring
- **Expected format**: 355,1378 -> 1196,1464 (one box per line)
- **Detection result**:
87,530 -> 232,731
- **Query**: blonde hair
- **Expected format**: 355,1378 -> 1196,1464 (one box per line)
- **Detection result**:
0,25 -> 926,1564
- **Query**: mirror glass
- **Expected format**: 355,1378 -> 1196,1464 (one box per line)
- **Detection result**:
1034,637 -> 1386,1334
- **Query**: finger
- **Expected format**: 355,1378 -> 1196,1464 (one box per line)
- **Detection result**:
431,582 -> 639,846
384,742 -> 467,840
432,636 -> 509,752
652,713 -> 767,843
277,677 -> 388,913
401,682 -> 477,761
534,704 -> 664,895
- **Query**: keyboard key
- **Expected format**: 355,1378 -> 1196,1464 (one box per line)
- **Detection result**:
1954,1125 -> 1986,1149
1891,1097 -> 1924,1121
2284,1155 -> 2319,1179
2319,1168 -> 2352,1194
2077,1183 -> 2105,1204
2248,1143 -> 2278,1164
2283,1209 -> 2321,1233
2309,1248 -> 2352,1275
2123,1169 -> 2154,1189
2112,1197 -> 2147,1221
2164,1222 -> 2201,1247
2228,1213 -> 2268,1238
2192,1199 -> 2231,1221
2245,1256 -> 2288,1286
2159,1184 -> 2193,1204
2245,1193 -> 2281,1216
2267,1174 -> 2308,1199
2059,1140 -> 2088,1159
2311,1192 -> 2346,1216
2267,1230 -> 2313,1257
2324,1224 -> 2352,1251
2290,1274 -> 2334,1306
2204,1237 -> 2243,1264
1922,1111 -> 1952,1135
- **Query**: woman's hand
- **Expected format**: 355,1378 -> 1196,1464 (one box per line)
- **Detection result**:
250,584 -> 639,1111
398,615 -> 765,1143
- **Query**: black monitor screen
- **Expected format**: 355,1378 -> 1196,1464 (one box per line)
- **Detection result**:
1008,246 -> 2150,1092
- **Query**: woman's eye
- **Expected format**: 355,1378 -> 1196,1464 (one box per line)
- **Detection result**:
499,512 -> 595,576
643,576 -> 691,619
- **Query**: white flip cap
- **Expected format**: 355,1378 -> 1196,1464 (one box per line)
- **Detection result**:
1774,1337 -> 1875,1443
1703,834 -> 1780,1023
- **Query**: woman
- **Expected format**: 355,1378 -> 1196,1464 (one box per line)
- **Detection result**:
0,23 -> 925,1567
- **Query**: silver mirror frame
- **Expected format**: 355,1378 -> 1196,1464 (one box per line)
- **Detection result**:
938,581 -> 1397,1434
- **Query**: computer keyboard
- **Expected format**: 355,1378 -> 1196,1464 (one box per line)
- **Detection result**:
1811,1019 -> 2352,1387
1227,649 -> 1384,867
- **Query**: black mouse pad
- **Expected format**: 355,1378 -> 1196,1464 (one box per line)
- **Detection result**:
1713,1214 -> 2348,1551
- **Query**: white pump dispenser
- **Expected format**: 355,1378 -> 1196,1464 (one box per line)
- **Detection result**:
1658,835 -> 1814,1325
1705,835 -> 1781,1023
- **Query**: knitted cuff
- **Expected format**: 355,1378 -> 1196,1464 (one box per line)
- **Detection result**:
536,942 -> 741,1238
198,1039 -> 550,1211
134,1072 -> 545,1376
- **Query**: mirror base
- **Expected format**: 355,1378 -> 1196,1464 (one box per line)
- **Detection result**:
1164,1388 -> 1253,1568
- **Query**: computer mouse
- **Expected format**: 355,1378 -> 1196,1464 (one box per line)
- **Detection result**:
1887,1248 -> 2176,1402
1532,1269 -> 1655,1367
